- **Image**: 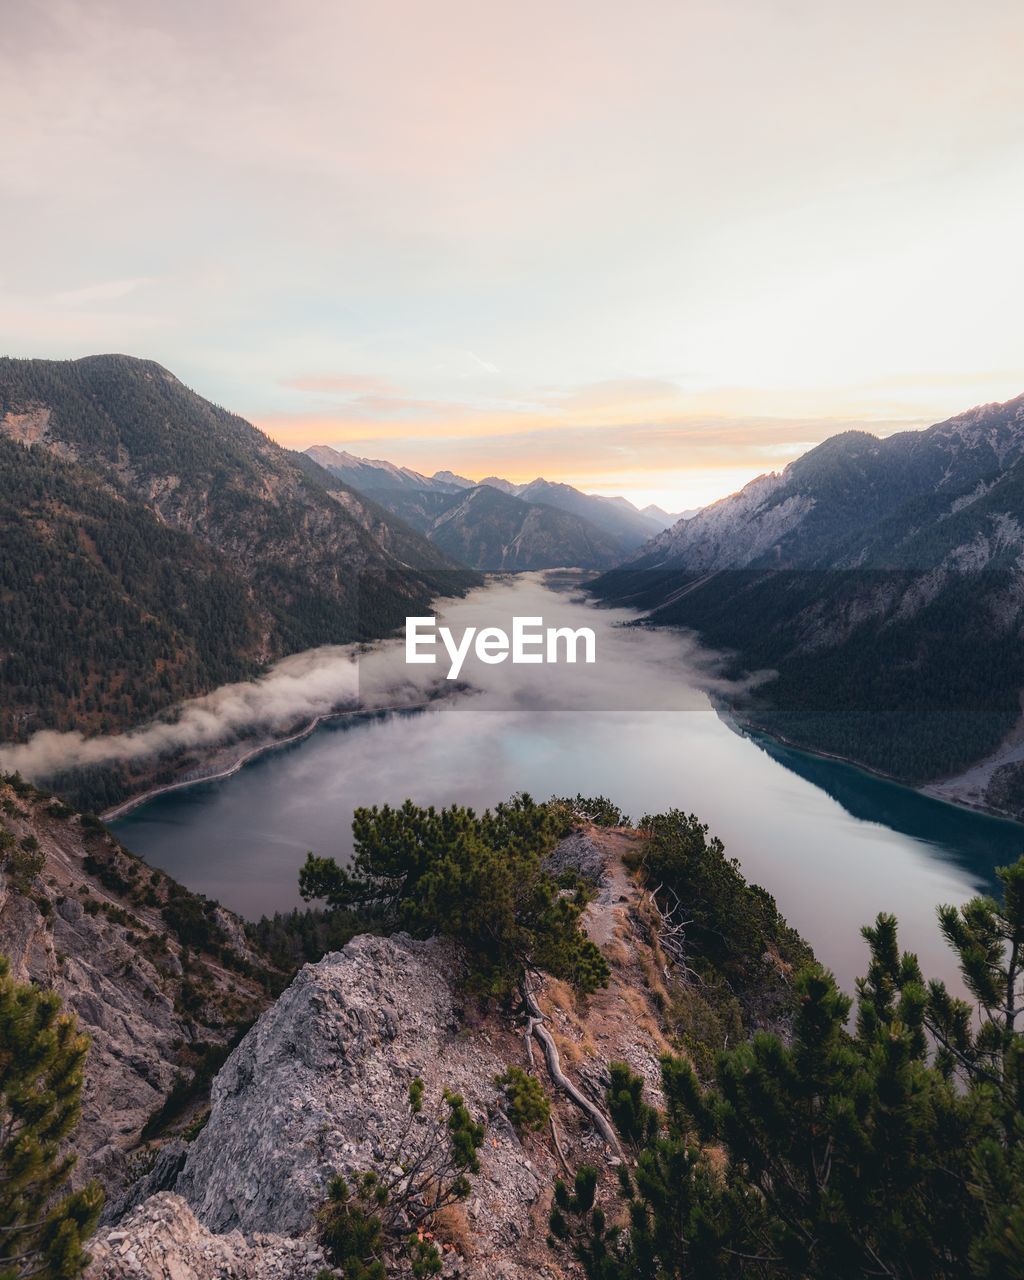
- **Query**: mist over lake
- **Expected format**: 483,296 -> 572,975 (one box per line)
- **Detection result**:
107,574 -> 1024,995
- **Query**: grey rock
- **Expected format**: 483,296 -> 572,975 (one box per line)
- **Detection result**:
85,1192 -> 326,1279
544,830 -> 608,885
175,934 -> 543,1274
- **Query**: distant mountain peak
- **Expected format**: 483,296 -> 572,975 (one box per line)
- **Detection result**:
477,475 -> 518,494
432,469 -> 474,489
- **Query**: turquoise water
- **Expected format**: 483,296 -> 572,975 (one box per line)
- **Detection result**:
111,576 -> 1024,994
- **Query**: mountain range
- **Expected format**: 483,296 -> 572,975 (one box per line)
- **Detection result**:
7,352 -> 1024,803
0,355 -> 477,741
595,393 -> 1024,788
305,442 -> 680,569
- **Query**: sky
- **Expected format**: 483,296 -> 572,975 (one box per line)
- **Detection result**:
3,1 -> 1024,510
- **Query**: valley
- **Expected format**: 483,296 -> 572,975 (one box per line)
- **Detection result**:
100,574 -> 1022,1000
7,9 -> 1024,1273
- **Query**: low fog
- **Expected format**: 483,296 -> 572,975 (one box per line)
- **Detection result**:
0,573 -> 760,783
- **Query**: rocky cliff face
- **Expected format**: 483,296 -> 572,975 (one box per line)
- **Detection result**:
0,776 -> 272,1191
176,934 -> 546,1246
85,827 -> 670,1279
622,393 -> 1024,575
593,393 -> 1024,786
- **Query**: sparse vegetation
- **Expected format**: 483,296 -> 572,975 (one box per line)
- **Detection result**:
315,1079 -> 484,1279
0,823 -> 45,890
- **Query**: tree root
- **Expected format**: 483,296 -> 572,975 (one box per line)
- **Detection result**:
521,977 -> 624,1160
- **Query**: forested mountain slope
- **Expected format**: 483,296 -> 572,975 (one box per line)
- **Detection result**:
345,480 -> 625,569
595,394 -> 1024,784
0,355 -> 476,740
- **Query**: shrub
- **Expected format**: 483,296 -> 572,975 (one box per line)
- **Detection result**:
0,954 -> 104,1278
300,795 -> 608,997
495,1067 -> 550,1135
550,794 -> 631,827
1,824 -> 46,891
316,1079 -> 484,1278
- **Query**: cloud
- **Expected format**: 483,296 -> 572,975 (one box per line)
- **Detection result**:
0,574 -> 763,785
55,277 -> 157,306
462,350 -> 500,375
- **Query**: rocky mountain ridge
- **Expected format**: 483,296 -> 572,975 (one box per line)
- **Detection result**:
305,444 -> 678,567
0,773 -> 274,1192
594,392 -> 1024,789
79,824 -> 671,1279
621,393 -> 1024,575
368,482 -> 626,570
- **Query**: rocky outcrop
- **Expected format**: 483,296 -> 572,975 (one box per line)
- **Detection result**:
0,778 -> 272,1190
175,934 -> 547,1271
543,828 -> 609,885
85,1193 -> 328,1280
87,826 -> 672,1278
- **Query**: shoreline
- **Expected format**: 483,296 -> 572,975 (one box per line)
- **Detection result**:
723,706 -> 1024,827
99,700 -> 436,823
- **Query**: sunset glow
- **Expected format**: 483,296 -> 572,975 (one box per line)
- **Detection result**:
4,1 -> 1024,508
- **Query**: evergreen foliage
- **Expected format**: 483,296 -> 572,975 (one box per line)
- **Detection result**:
298,795 -> 609,996
0,355 -> 477,745
0,825 -> 45,893
633,809 -> 813,1036
549,795 -> 632,827
549,856 -> 1024,1280
0,435 -> 259,741
0,956 -> 103,1280
495,1067 -> 551,1136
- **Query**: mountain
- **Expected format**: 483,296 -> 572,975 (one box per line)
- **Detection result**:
305,444 -> 468,495
0,355 -> 476,740
643,501 -> 693,526
381,483 -> 625,570
432,468 -> 475,489
477,475 -> 518,494
617,398 -> 1024,574
515,477 -> 665,547
0,772 -> 274,1189
594,393 -> 1024,785
307,448 -> 672,562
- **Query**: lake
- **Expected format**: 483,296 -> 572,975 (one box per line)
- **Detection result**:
111,573 -> 1024,994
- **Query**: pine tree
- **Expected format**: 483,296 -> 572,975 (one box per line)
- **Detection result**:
550,862 -> 1024,1280
299,795 -> 609,996
0,955 -> 103,1280
925,858 -> 1024,1277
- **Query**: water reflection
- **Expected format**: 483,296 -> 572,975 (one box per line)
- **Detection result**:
111,575 -> 1023,998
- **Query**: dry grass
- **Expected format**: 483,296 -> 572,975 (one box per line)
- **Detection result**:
432,1202 -> 474,1258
